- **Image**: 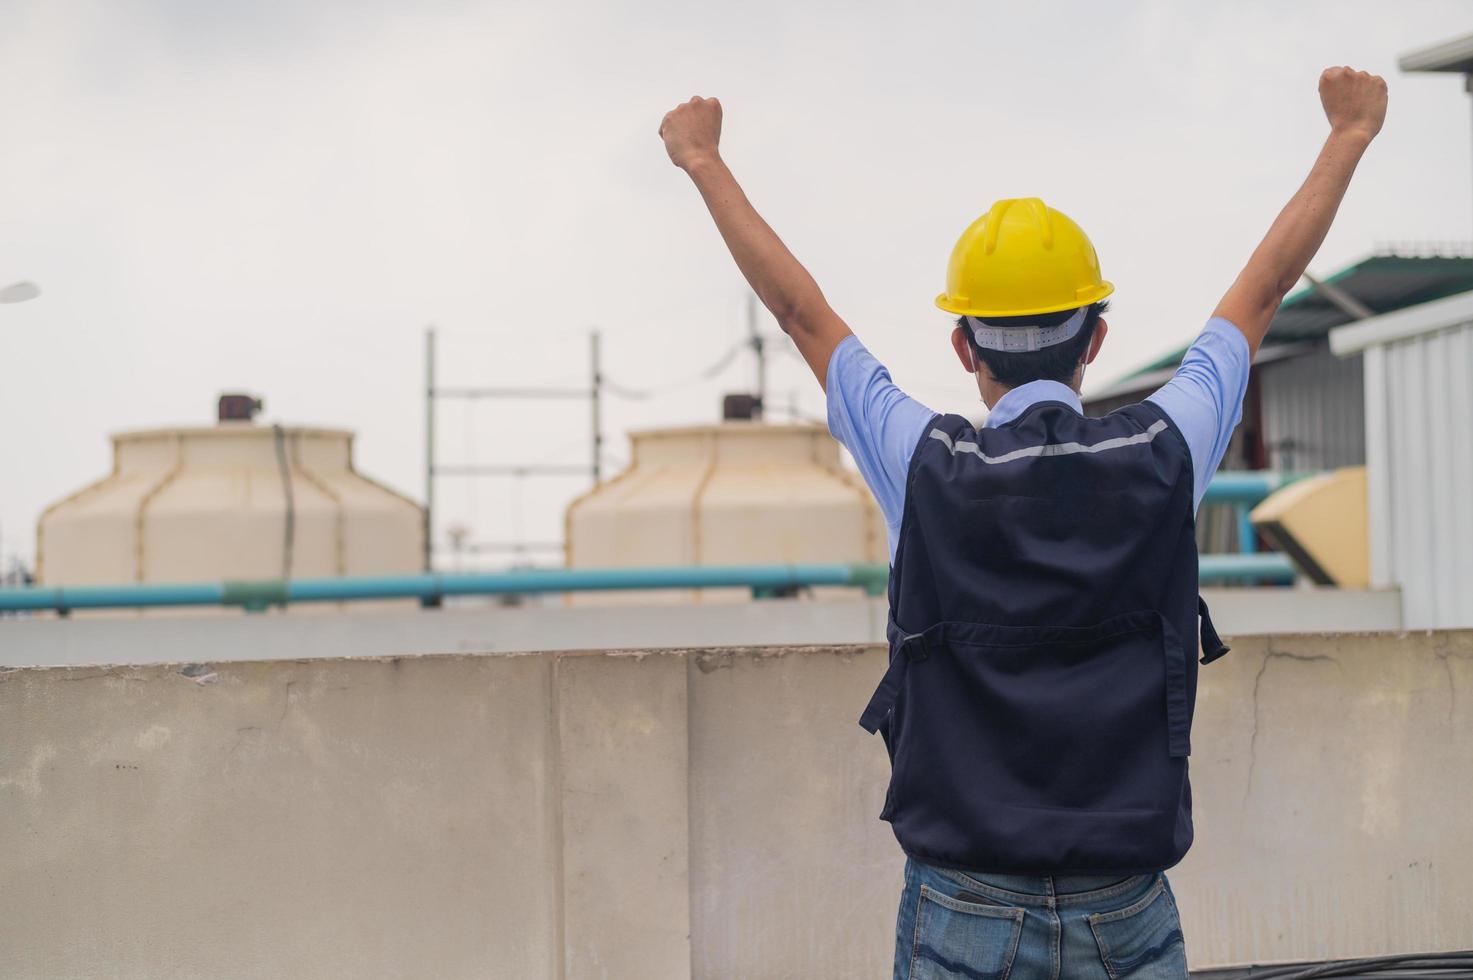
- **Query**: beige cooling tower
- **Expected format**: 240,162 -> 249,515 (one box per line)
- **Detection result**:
564,421 -> 884,603
37,419 -> 423,594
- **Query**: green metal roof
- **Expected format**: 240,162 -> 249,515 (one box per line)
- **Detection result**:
1107,254 -> 1473,383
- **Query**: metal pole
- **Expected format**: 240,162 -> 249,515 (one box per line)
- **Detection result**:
1302,271 -> 1375,321
1466,73 -> 1473,234
424,326 -> 436,573
590,330 -> 603,484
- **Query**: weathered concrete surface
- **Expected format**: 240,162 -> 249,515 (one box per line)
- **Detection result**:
1177,631 -> 1473,968
0,630 -> 1468,978
0,655 -> 560,979
687,646 -> 898,978
1,585 -> 1401,668
558,652 -> 691,979
0,598 -> 891,667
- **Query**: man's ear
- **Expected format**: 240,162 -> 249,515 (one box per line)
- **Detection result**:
1083,317 -> 1109,365
950,325 -> 976,373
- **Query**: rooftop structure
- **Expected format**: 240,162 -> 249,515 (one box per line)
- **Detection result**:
1085,254 -> 1473,562
36,396 -> 423,608
1399,31 -> 1473,74
565,421 -> 884,602
1085,252 -> 1473,408
1330,289 -> 1473,628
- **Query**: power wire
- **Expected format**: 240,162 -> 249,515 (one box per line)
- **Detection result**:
1214,951 -> 1473,980
602,338 -> 749,400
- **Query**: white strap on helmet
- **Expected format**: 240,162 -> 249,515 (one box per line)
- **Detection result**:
965,306 -> 1089,353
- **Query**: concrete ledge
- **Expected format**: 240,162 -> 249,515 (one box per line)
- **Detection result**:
1,630 -> 1466,977
1,587 -> 1401,668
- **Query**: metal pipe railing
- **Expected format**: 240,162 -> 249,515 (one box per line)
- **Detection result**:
1200,471 -> 1309,506
0,554 -> 1294,615
0,563 -> 891,614
1198,553 -> 1295,583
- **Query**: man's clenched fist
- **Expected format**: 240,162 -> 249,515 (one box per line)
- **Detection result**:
1320,67 -> 1387,142
660,96 -> 722,171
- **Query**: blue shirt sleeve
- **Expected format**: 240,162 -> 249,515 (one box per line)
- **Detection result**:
824,335 -> 936,561
1145,317 -> 1252,511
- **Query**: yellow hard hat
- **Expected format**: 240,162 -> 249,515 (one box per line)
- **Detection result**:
935,197 -> 1114,318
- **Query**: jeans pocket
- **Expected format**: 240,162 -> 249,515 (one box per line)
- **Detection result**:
1087,876 -> 1188,980
908,884 -> 1024,980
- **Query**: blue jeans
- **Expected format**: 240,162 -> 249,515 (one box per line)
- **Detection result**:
893,857 -> 1188,979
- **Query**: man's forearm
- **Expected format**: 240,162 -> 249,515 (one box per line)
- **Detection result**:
1215,67 -> 1386,354
1215,130 -> 1370,351
682,155 -> 851,384
659,96 -> 853,386
686,158 -> 839,327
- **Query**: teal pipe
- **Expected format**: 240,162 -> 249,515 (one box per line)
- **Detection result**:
2,581 -> 229,611
0,563 -> 891,614
1200,471 -> 1310,506
1198,553 -> 1295,584
0,554 -> 1295,614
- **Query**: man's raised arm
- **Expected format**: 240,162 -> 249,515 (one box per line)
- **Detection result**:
1214,67 -> 1388,355
660,96 -> 852,388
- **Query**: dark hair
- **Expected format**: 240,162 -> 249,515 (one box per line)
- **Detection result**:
960,301 -> 1109,388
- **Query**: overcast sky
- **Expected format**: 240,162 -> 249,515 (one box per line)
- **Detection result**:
1,0 -> 1469,571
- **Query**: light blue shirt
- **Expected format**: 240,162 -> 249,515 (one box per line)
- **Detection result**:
826,317 -> 1252,561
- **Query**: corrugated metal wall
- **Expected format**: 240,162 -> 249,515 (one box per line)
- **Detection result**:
1365,319 -> 1473,628
1258,348 -> 1365,471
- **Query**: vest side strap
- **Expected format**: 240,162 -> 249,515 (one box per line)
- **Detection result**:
857,652 -> 908,734
1197,595 -> 1231,664
859,631 -> 928,734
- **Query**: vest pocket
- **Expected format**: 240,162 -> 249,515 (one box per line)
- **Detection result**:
1159,616 -> 1191,758
919,611 -> 1192,781
883,611 -> 1194,868
909,885 -> 1024,980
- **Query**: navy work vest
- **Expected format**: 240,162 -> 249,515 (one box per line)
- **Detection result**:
858,399 -> 1229,875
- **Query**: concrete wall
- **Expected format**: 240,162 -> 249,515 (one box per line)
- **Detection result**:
1,631 -> 1468,978
1,586 -> 1402,668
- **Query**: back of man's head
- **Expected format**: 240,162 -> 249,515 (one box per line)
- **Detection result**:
960,300 -> 1109,389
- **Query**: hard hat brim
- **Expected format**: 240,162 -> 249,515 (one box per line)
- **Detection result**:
935,282 -> 1116,319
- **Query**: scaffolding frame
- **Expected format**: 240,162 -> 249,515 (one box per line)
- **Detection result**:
423,327 -> 602,572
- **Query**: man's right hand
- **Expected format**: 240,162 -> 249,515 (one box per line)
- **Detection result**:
1320,66 -> 1388,143
659,94 -> 852,388
659,96 -> 723,172
1214,67 -> 1387,356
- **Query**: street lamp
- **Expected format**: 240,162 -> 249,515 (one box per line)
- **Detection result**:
0,281 -> 41,304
